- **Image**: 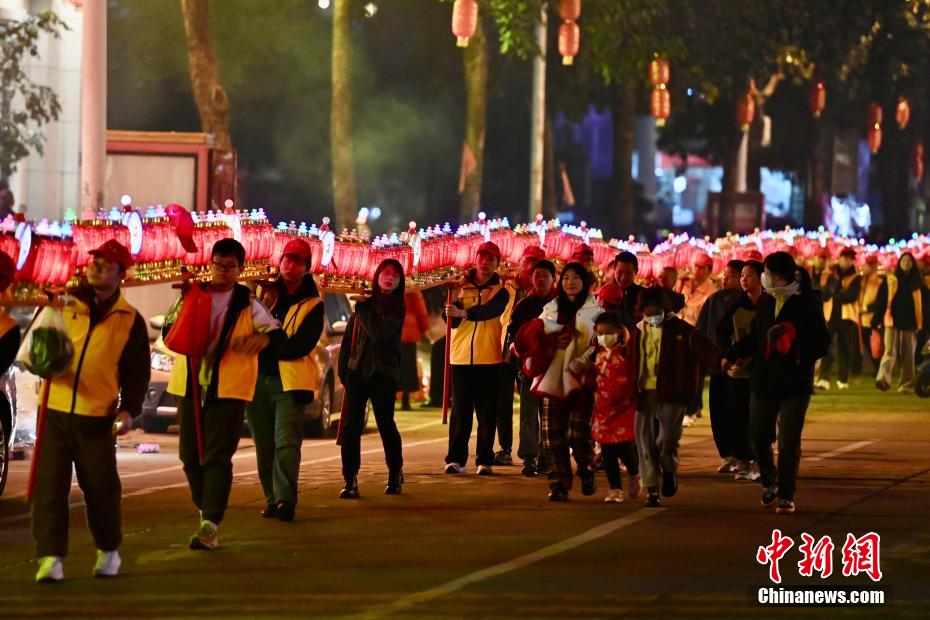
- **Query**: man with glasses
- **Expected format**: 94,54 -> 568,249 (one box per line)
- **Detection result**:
165,239 -> 280,550
33,240 -> 150,582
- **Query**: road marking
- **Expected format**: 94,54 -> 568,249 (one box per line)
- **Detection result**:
356,508 -> 663,619
806,440 -> 875,462
0,436 -> 449,525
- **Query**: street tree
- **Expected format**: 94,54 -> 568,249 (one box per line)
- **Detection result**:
180,0 -> 232,151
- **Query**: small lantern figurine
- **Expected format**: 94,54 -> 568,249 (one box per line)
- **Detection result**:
649,57 -> 669,87
867,103 -> 882,154
736,91 -> 755,132
452,0 -> 478,48
649,56 -> 670,127
809,81 -> 826,118
558,0 -> 581,65
896,97 -> 910,129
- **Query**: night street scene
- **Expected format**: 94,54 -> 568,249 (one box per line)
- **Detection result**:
1,0 -> 930,618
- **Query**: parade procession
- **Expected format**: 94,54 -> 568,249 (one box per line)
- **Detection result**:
2,0 -> 929,618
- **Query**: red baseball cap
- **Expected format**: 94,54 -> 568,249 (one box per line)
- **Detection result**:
598,283 -> 624,306
0,251 -> 15,290
89,239 -> 133,270
282,238 -> 312,263
476,241 -> 501,259
572,243 -> 594,258
521,245 -> 546,260
695,253 -> 714,268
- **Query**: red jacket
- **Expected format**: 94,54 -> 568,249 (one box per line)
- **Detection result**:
401,291 -> 429,344
592,343 -> 638,444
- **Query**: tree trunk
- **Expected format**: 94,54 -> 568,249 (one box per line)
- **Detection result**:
610,82 -> 636,236
543,111 -> 557,217
803,122 -> 827,229
331,0 -> 358,230
180,0 -> 231,151
459,17 -> 487,222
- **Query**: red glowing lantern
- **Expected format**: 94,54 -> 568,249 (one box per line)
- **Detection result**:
649,58 -> 669,87
452,0 -> 478,48
809,82 -> 826,118
558,21 -> 580,66
914,142 -> 925,183
559,0 -> 581,21
651,87 -> 671,127
896,97 -> 910,129
867,103 -> 882,126
736,92 -> 755,132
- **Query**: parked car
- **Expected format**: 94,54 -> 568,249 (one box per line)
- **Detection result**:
140,292 -> 366,436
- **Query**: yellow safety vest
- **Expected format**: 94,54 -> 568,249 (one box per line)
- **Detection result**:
277,297 -> 322,392
450,275 -> 506,366
48,295 -> 138,417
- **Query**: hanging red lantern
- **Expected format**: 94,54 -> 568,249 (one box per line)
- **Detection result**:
809,81 -> 826,118
649,58 -> 670,87
736,92 -> 755,132
559,0 -> 581,21
895,97 -> 910,129
651,87 -> 671,127
914,142 -> 924,182
452,0 -> 478,48
558,21 -> 580,65
867,103 -> 882,126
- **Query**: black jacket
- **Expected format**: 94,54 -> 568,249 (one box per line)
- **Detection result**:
729,291 -> 831,398
258,275 -> 325,377
338,296 -> 405,383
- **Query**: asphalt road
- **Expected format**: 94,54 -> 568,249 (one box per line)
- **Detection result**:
0,378 -> 928,619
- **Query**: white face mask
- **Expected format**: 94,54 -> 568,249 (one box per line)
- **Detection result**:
760,272 -> 774,291
644,314 -> 663,328
597,333 -> 618,348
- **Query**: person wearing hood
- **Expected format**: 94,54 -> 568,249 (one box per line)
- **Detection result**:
533,262 -> 601,501
444,242 -> 511,476
816,249 -> 861,390
874,252 -> 923,393
631,286 -> 719,508
247,239 -> 325,522
724,252 -> 831,515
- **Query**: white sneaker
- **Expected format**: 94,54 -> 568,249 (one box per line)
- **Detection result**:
681,415 -> 695,428
734,460 -> 752,481
814,379 -> 831,390
836,381 -> 849,390
35,556 -> 63,583
444,462 -> 466,474
749,461 -> 761,481
189,520 -> 218,550
627,473 -> 642,499
717,457 -> 737,473
604,489 -> 624,503
93,549 -> 121,578
477,465 -> 494,476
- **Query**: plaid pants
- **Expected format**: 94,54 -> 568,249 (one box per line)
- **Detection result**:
541,391 -> 594,490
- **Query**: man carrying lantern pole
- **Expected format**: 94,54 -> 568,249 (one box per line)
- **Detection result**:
32,241 -> 150,583
164,239 -> 280,550
444,241 -> 510,476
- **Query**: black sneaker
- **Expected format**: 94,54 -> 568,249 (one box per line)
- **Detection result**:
548,486 -> 569,502
645,489 -> 661,508
521,459 -> 538,477
875,379 -> 890,392
260,503 -> 278,519
493,450 -> 513,466
775,499 -> 795,514
761,486 -> 778,508
385,470 -> 404,495
339,476 -> 360,499
581,475 -> 597,496
661,471 -> 678,497
276,501 -> 295,522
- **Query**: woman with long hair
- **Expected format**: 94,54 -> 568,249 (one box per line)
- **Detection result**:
875,252 -> 924,393
724,252 -> 831,515
337,259 -> 407,498
533,262 -> 601,501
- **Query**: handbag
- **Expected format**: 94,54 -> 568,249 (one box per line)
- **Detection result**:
164,285 -> 213,359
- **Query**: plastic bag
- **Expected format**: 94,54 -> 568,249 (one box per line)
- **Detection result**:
870,328 -> 884,360
163,285 -> 212,359
16,307 -> 74,378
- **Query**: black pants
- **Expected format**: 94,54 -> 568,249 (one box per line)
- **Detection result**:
340,371 -> 403,476
178,397 -> 245,525
429,337 -> 447,405
496,362 -> 517,452
821,319 -> 857,382
446,365 -> 499,467
709,373 -> 753,461
32,410 -> 121,558
601,441 -> 639,489
749,392 -> 810,501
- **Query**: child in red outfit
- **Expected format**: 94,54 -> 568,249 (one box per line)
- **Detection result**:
589,312 -> 641,502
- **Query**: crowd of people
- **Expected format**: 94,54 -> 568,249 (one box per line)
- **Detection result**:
15,233 -> 930,583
